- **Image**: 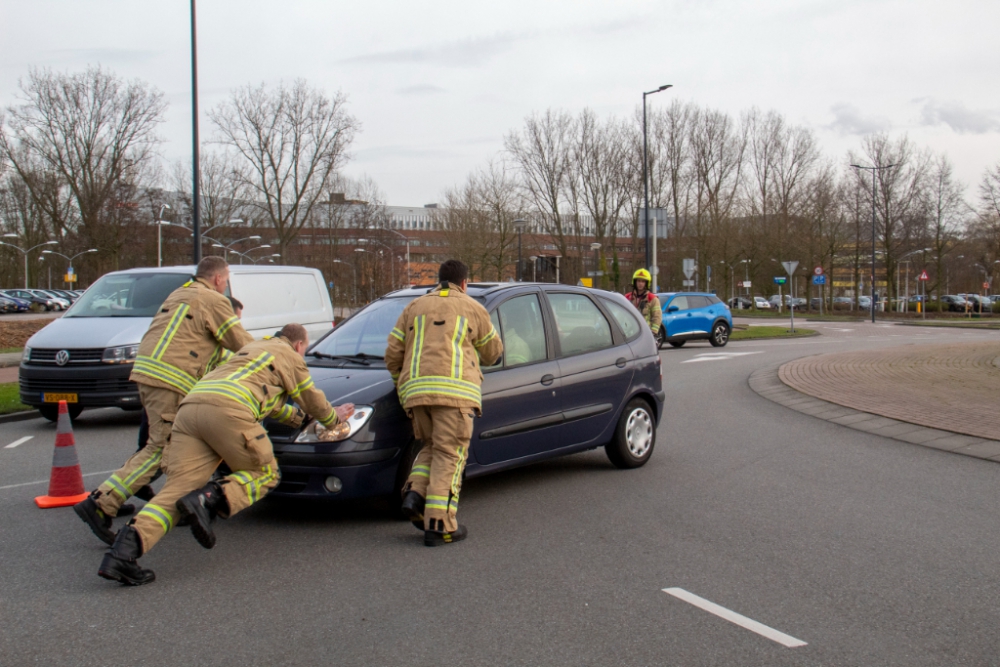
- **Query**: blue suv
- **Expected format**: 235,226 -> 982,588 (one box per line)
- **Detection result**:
655,292 -> 732,348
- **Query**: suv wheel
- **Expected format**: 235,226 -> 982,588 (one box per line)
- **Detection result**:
657,328 -> 666,349
709,322 -> 730,347
606,398 -> 655,469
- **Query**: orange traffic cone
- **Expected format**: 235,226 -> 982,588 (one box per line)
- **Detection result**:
35,400 -> 89,508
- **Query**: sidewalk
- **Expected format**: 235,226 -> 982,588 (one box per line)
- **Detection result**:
777,342 -> 1000,442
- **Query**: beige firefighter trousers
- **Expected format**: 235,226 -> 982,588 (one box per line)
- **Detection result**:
403,405 -> 475,533
132,402 -> 280,552
94,384 -> 182,517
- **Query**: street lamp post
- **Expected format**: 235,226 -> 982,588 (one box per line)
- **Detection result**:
589,243 -> 601,288
212,235 -> 261,263
41,249 -> 97,286
850,162 -> 895,323
513,219 -> 526,281
156,204 -> 171,267
528,255 -> 538,282
642,84 -> 672,271
190,0 -> 202,263
384,228 -> 412,285
0,235 -> 59,288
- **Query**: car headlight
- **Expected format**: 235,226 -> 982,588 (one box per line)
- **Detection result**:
22,347 -> 31,363
102,344 -> 139,364
295,405 -> 374,443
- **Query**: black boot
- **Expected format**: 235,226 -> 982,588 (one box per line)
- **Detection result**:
424,522 -> 468,547
175,482 -> 226,550
73,493 -> 115,545
98,525 -> 155,586
400,491 -> 425,531
133,484 -> 156,502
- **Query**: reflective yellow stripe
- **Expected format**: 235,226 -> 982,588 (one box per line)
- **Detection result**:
188,382 -> 261,418
123,449 -> 163,488
215,315 -> 239,340
133,356 -> 197,393
138,503 -> 174,533
289,377 -> 314,399
152,303 -> 190,360
425,495 -> 449,509
317,408 -> 337,427
450,316 -> 468,380
474,327 -> 497,348
226,351 -> 273,382
439,289 -> 449,297
390,327 -> 405,342
106,475 -> 130,500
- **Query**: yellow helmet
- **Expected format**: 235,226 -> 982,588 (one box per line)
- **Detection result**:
632,268 -> 651,284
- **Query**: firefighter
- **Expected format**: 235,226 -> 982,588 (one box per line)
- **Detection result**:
388,260 -> 503,546
97,323 -> 354,586
627,268 -> 662,336
74,257 -> 253,545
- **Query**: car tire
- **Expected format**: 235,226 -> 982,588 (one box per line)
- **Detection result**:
38,405 -> 85,422
709,322 -> 730,347
657,328 -> 666,349
606,398 -> 655,469
668,340 -> 685,348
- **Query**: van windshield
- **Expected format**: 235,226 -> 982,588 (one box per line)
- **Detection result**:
66,272 -> 192,318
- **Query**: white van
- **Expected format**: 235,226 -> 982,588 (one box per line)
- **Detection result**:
19,264 -> 333,421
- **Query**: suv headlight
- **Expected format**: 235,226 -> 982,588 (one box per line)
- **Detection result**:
295,405 -> 374,443
22,347 -> 31,363
102,344 -> 139,364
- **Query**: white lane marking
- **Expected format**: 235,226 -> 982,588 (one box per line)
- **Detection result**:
5,436 -> 33,449
681,351 -> 764,364
0,469 -> 116,491
663,588 -> 807,648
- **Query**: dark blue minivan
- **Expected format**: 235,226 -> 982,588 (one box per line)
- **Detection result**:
265,283 -> 665,500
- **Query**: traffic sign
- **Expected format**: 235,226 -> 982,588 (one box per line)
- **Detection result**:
67,266 -> 75,276
781,261 -> 799,276
773,276 -> 787,285
682,280 -> 695,286
742,280 -> 751,288
64,273 -> 77,283
683,258 -> 696,280
985,282 -> 991,290
918,270 -> 929,281
587,271 -> 604,277
813,266 -> 824,276
812,275 -> 826,285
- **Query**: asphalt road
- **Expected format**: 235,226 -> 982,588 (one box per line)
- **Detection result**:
1,321 -> 998,666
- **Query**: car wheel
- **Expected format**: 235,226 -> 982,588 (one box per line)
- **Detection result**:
657,328 -> 666,349
38,405 -> 84,422
709,322 -> 730,347
606,398 -> 655,469
668,340 -> 685,348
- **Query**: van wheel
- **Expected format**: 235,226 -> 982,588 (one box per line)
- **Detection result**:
38,405 -> 84,422
668,340 -> 685,348
709,322 -> 730,347
606,398 -> 655,469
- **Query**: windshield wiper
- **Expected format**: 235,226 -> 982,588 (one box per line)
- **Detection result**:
307,352 -> 383,365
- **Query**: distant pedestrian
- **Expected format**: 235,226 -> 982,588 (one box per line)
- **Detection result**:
626,269 -> 662,337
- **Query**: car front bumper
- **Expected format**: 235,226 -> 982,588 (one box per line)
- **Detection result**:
18,362 -> 141,409
269,440 -> 403,500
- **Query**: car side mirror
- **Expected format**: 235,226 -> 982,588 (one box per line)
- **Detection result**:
667,305 -> 679,313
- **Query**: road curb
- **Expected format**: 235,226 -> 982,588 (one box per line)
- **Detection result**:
748,363 -> 1000,464
0,410 -> 39,425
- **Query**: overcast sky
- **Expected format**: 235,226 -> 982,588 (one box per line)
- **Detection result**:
2,0 -> 998,205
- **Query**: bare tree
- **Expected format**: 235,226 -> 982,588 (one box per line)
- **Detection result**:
210,80 -> 358,257
0,66 -> 165,260
170,151 -> 251,246
922,155 -> 968,305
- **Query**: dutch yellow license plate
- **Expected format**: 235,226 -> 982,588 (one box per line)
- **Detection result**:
43,393 -> 78,403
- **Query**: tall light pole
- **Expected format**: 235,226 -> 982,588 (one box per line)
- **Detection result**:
529,255 -> 538,282
41,249 -> 97,286
589,242 -> 601,288
850,162 -> 895,323
190,0 -> 202,264
1,235 -> 58,288
156,204 -> 171,267
384,227 -> 412,285
643,84 -> 672,271
212,235 -> 261,263
513,218 -> 526,281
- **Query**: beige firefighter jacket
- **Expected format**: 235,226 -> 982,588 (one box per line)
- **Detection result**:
130,278 -> 254,396
182,336 -> 338,428
627,290 -> 662,334
385,282 -> 503,414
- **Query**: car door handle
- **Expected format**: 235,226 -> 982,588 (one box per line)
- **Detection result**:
540,374 -> 554,386
615,357 -> 627,368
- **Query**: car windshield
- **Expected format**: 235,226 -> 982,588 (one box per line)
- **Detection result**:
66,272 -> 192,318
310,296 -> 416,359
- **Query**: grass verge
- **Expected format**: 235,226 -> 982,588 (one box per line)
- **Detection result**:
0,382 -> 30,415
0,347 -> 23,354
730,325 -> 817,341
897,320 -> 1000,330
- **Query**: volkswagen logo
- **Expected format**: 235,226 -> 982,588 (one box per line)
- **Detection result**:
55,350 -> 70,366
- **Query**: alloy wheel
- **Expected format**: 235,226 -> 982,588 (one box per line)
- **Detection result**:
625,407 -> 653,458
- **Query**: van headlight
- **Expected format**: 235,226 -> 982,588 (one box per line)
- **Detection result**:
102,345 -> 139,364
22,347 -> 31,363
295,405 -> 374,443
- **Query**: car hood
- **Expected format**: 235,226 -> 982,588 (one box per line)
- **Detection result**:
307,364 -> 397,405
26,317 -> 153,349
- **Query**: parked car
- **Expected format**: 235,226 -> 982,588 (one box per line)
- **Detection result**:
262,282 -> 664,501
940,295 -> 968,312
656,292 -> 732,348
20,264 -> 335,421
958,294 -> 990,313
753,296 -> 771,310
47,288 -> 79,303
0,296 -> 19,313
857,296 -> 872,309
2,289 -> 61,311
832,297 -> 853,310
32,290 -> 71,310
727,296 -> 753,310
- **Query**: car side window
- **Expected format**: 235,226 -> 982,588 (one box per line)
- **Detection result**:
497,294 -> 547,368
689,296 -> 711,309
548,293 -> 614,356
668,295 -> 689,311
600,298 -> 642,340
